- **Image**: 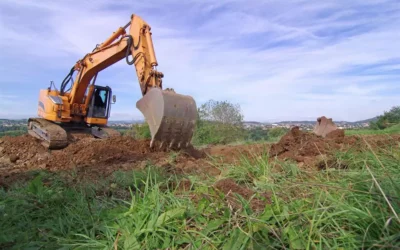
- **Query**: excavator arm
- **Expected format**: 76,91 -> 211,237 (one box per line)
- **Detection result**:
67,14 -> 163,106
44,14 -> 197,149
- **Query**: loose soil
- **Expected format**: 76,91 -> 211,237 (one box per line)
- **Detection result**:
1,128 -> 399,187
214,178 -> 270,211
270,126 -> 400,169
0,135 -> 217,184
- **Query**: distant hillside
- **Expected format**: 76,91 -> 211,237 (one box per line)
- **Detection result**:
0,119 -> 27,122
352,117 -> 378,124
243,121 -> 263,125
276,120 -> 315,125
108,120 -> 144,124
276,117 -> 377,125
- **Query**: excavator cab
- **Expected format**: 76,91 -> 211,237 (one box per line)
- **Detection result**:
87,86 -> 112,119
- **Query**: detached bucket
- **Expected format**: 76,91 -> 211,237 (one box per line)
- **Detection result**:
136,88 -> 197,148
312,116 -> 338,137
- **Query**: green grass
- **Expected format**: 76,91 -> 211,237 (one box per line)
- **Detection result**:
346,124 -> 400,135
0,130 -> 27,137
1,142 -> 400,249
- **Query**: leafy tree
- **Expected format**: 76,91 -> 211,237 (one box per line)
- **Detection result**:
193,100 -> 245,145
370,106 -> 400,130
198,100 -> 243,126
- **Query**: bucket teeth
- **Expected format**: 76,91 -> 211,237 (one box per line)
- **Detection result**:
137,87 -> 197,150
169,139 -> 175,148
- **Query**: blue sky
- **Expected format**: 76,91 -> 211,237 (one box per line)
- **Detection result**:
0,0 -> 399,122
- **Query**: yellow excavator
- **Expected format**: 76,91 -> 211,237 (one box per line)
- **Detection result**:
28,14 -> 197,149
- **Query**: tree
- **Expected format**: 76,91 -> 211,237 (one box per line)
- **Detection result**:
370,106 -> 400,130
193,100 -> 245,145
199,100 -> 243,126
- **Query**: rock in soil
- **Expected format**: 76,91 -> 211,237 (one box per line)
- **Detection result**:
9,155 -> 19,163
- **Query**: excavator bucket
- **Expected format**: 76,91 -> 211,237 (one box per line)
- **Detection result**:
136,88 -> 197,149
312,116 -> 338,137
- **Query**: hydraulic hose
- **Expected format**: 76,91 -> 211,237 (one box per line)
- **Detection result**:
60,66 -> 75,94
125,35 -> 142,65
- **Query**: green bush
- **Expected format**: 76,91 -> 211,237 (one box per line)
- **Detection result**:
193,121 -> 246,145
370,106 -> 400,129
268,127 -> 288,138
192,100 -> 245,145
125,123 -> 151,139
246,127 -> 269,141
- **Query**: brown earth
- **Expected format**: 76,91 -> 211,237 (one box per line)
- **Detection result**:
270,126 -> 400,169
1,128 -> 399,187
214,178 -> 271,211
0,135 -> 218,182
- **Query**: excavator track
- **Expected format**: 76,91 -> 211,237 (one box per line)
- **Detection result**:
28,118 -> 68,149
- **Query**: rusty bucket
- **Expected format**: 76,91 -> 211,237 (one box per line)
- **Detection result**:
136,88 -> 197,148
312,116 -> 338,137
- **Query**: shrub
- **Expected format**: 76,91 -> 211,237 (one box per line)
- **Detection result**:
268,127 -> 287,138
125,123 -> 151,139
193,100 -> 245,145
370,106 -> 400,129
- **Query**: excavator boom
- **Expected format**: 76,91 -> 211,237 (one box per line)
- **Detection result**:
28,14 -> 197,149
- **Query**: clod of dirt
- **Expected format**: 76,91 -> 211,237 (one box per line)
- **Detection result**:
326,129 -> 345,138
9,155 -> 19,163
215,178 -> 253,199
326,129 -> 345,144
171,178 -> 192,192
0,157 -> 11,169
182,145 -> 206,159
214,178 -> 269,211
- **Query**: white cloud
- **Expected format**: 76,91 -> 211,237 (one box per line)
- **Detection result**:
0,0 -> 399,122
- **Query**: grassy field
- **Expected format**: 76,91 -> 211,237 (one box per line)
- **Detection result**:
1,134 -> 399,250
346,124 -> 400,136
0,130 -> 27,137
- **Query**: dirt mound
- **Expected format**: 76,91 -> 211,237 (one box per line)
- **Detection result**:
269,127 -> 348,164
214,178 -> 270,211
0,135 -> 46,160
269,126 -> 399,169
2,129 -> 398,186
47,137 -> 157,170
0,134 -> 210,180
